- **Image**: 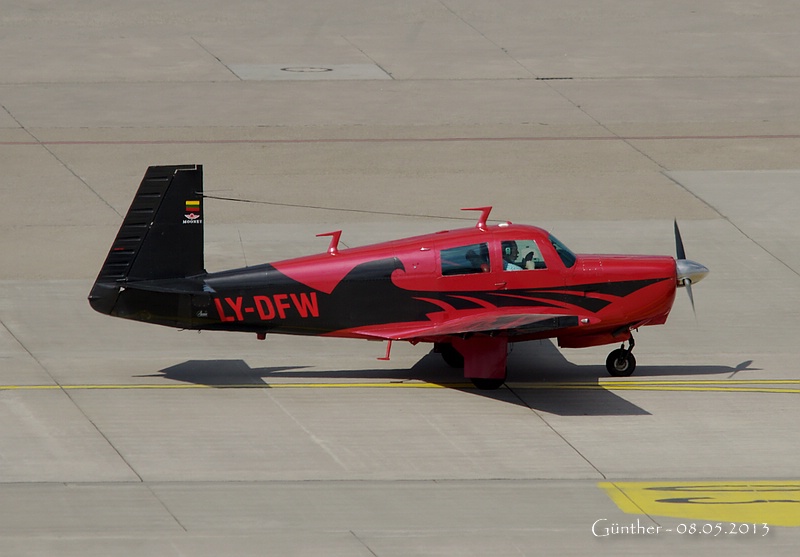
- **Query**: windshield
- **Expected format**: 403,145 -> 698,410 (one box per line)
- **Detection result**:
549,234 -> 577,268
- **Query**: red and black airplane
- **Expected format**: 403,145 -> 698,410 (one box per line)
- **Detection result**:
89,165 -> 709,389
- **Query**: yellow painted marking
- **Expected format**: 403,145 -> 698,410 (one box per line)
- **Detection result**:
1,379 -> 800,392
520,379 -> 800,387
599,481 -> 800,527
510,379 -> 800,395
0,382 -> 454,391
513,379 -> 800,394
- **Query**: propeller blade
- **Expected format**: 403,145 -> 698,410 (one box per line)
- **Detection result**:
674,219 -> 686,260
685,279 -> 696,317
673,220 -> 708,316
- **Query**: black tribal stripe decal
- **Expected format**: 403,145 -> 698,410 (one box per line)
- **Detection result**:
438,278 -> 669,314
199,258 -> 672,335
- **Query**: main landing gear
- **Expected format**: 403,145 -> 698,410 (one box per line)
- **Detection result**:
437,334 -> 638,386
436,342 -> 464,369
435,340 -> 507,390
469,377 -> 506,390
606,337 -> 636,377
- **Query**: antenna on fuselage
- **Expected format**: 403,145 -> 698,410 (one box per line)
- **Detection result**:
461,206 -> 493,231
317,230 -> 343,255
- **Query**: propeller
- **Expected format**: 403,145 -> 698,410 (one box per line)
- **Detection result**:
674,220 -> 709,315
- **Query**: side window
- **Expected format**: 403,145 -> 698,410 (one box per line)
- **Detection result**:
440,243 -> 490,276
501,240 -> 547,271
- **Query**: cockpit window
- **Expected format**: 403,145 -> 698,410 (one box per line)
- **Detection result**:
441,243 -> 490,275
549,234 -> 577,268
501,240 -> 547,271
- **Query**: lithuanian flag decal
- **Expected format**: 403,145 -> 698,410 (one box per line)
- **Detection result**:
184,199 -> 201,220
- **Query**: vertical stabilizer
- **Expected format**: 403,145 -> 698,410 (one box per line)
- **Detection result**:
89,165 -> 205,314
95,165 -> 204,283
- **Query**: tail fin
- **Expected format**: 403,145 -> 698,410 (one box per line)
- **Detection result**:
95,165 -> 204,282
89,165 -> 205,313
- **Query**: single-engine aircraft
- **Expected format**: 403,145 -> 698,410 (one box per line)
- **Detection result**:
89,165 -> 709,389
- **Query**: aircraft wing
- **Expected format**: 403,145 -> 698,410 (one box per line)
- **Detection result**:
346,311 -> 581,341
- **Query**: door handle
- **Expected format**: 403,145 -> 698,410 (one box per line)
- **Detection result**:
494,281 -> 507,289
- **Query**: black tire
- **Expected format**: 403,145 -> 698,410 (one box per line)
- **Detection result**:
606,349 -> 636,377
470,377 -> 505,390
437,343 -> 464,368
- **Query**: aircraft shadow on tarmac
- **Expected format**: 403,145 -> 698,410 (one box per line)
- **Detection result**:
149,341 -> 755,417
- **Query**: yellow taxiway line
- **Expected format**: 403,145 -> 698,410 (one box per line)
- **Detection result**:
511,379 -> 800,394
1,379 -> 800,392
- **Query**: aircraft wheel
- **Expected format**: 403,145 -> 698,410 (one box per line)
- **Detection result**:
606,349 -> 636,377
437,343 -> 464,368
470,377 -> 505,390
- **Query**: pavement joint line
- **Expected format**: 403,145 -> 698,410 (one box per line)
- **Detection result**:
349,530 -> 379,557
191,36 -> 240,81
4,125 -> 123,218
537,78 -> 670,172
602,481 -> 662,527
3,134 -> 800,146
0,319 -> 144,481
663,172 -> 800,280
507,383 -> 608,479
340,35 -> 395,80
437,0 -> 537,80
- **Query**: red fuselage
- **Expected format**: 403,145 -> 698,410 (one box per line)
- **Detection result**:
204,223 -> 677,350
90,166 -> 694,388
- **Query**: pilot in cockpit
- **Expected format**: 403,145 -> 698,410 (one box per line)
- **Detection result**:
502,241 -> 523,271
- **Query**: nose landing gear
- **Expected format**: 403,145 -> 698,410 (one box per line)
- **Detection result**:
606,337 -> 636,377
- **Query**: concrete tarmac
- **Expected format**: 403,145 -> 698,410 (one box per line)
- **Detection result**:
2,1 -> 800,555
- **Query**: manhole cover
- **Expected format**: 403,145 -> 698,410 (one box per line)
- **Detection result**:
281,67 -> 333,73
229,64 -> 392,81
